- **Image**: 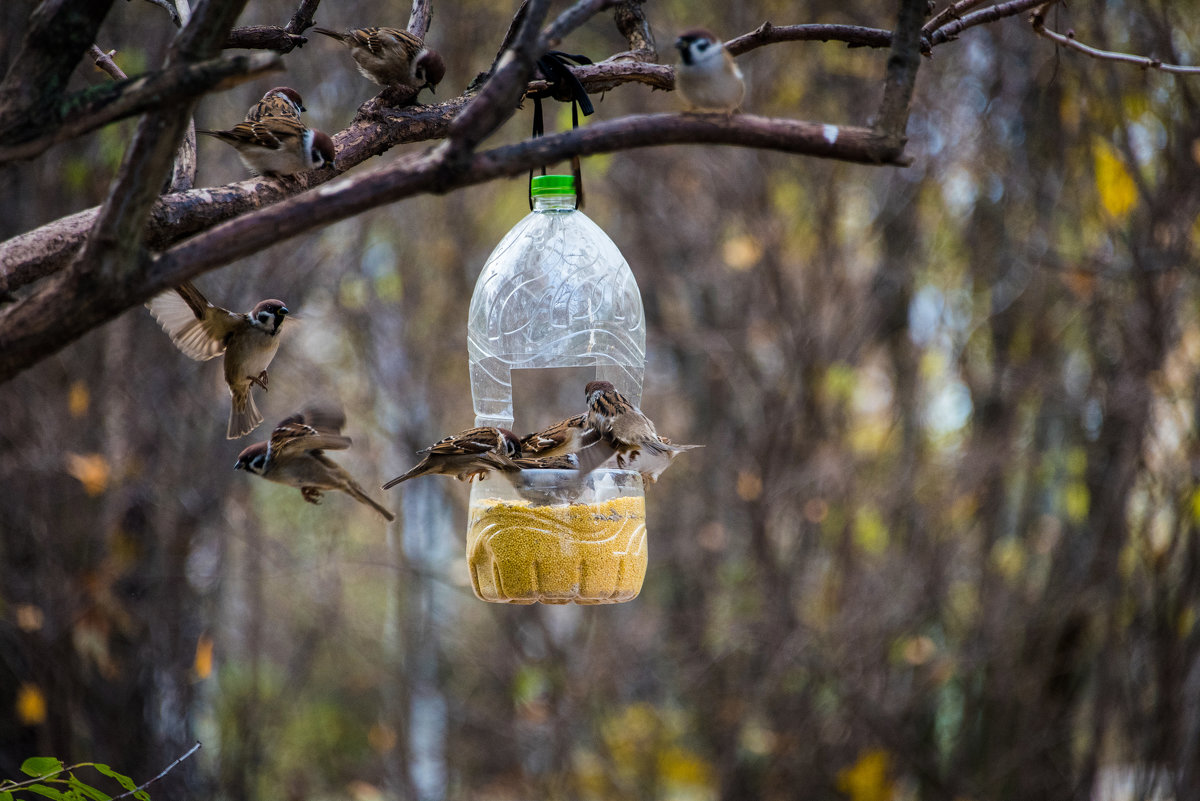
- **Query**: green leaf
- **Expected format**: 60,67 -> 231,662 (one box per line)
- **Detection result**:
22,783 -> 66,801
20,759 -> 64,779
67,775 -> 110,801
90,767 -> 135,795
2,789 -> 16,801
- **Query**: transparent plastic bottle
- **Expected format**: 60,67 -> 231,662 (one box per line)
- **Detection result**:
467,175 -> 646,429
466,175 -> 648,604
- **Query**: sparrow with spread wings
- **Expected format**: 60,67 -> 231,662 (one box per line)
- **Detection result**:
147,281 -> 290,438
235,408 -> 395,521
382,426 -> 521,488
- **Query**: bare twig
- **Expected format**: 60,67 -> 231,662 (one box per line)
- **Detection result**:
1030,7 -> 1200,74
89,45 -> 128,80
929,0 -> 1048,45
0,52 -> 282,163
141,0 -> 182,26
923,0 -> 988,35
225,26 -> 307,52
110,743 -> 202,801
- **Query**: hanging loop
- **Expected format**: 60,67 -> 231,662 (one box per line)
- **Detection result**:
528,51 -> 594,209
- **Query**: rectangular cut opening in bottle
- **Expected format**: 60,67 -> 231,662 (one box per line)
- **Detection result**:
511,366 -> 597,434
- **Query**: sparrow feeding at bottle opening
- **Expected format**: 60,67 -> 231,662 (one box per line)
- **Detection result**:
383,427 -> 521,488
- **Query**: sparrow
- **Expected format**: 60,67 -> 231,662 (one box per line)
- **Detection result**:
146,281 -> 289,439
234,408 -> 395,521
312,26 -> 445,93
245,86 -> 305,122
197,116 -> 335,177
582,381 -> 701,477
382,427 -> 521,488
674,28 -> 745,113
625,436 -> 704,484
518,413 -> 599,458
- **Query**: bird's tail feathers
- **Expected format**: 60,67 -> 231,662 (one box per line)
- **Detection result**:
346,482 -> 396,521
228,388 -> 263,439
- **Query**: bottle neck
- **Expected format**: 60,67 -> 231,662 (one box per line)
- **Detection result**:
533,193 -> 577,212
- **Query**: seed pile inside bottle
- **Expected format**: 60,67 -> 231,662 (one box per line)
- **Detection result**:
467,495 -> 647,604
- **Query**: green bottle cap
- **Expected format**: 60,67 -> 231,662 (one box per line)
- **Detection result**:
531,174 -> 576,196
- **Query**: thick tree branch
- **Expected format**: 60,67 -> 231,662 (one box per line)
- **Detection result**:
875,0 -> 928,143
613,0 -> 656,61
726,22 -> 901,56
77,0 -> 251,284
0,0 -> 118,143
225,26 -> 307,52
0,52 -> 283,163
407,0 -> 433,40
285,0 -> 322,35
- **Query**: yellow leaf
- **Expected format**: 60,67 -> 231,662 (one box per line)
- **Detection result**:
65,452 -> 110,496
68,381 -> 90,418
853,506 -> 889,556
193,634 -> 214,679
1064,482 -> 1090,524
736,470 -> 763,501
1092,139 -> 1138,220
16,683 -> 46,725
722,234 -> 762,271
836,748 -> 895,801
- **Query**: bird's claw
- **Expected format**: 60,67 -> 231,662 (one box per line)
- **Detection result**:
301,487 -> 323,505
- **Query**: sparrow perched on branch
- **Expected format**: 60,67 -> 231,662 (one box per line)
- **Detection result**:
198,116 -> 335,177
146,281 -> 290,439
518,413 -> 598,458
245,86 -> 306,122
582,381 -> 701,478
313,26 -> 445,93
234,408 -> 395,521
382,427 -> 521,488
674,28 -> 745,113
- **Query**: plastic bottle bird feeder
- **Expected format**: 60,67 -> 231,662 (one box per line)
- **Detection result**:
466,175 -> 647,604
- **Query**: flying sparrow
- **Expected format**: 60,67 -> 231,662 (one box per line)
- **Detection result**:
146,281 -> 290,439
234,408 -> 395,521
245,86 -> 305,122
197,116 -> 335,177
674,28 -> 745,113
313,26 -> 445,93
382,427 -> 521,488
518,413 -> 599,458
582,381 -> 701,476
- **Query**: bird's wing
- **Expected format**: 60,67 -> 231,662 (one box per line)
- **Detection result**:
269,417 -> 352,459
146,282 -> 239,361
421,427 -> 504,456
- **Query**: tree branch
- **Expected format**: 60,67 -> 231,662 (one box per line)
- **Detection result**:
407,0 -> 433,41
613,0 -> 656,61
0,52 -> 283,163
76,0 -> 251,285
875,0 -> 929,142
929,0 -> 1048,46
224,26 -> 307,52
89,45 -> 129,80
726,22 -> 902,56
923,0 -> 989,35
285,0 -> 322,35
0,0 -> 118,143
1030,6 -> 1200,74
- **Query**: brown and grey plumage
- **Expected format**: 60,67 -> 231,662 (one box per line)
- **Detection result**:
313,26 -> 445,92
234,408 -> 395,521
383,427 -> 521,488
146,281 -> 290,438
198,116 -> 335,177
581,381 -> 701,479
518,413 -> 599,458
245,86 -> 305,122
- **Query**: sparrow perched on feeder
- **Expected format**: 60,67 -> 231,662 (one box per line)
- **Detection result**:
197,116 -> 335,177
146,281 -> 290,439
504,453 -> 587,505
518,413 -> 598,458
234,408 -> 395,521
674,28 -> 745,113
581,381 -> 701,478
245,86 -> 305,122
312,26 -> 446,93
627,436 -> 704,484
382,427 -> 522,488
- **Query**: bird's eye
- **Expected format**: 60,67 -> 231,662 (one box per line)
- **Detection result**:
252,455 -> 266,471
258,311 -> 271,322
696,40 -> 710,51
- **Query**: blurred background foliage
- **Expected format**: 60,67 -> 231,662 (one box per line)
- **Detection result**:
3,0 -> 1200,799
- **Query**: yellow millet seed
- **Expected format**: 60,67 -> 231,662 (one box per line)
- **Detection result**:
467,495 -> 648,604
